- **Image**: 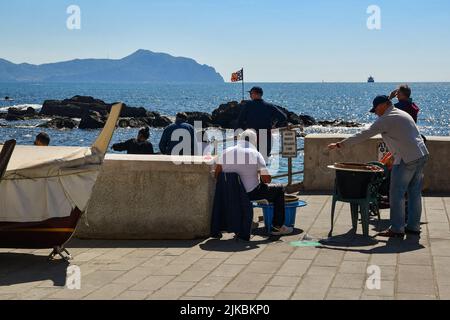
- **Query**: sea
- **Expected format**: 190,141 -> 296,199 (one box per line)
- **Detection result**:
1,82 -> 449,183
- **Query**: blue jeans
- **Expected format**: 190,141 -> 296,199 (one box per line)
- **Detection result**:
390,155 -> 429,233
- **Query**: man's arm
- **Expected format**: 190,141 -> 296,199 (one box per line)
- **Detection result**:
159,128 -> 170,154
260,171 -> 272,184
389,89 -> 398,100
257,152 -> 272,183
189,126 -> 197,156
271,105 -> 288,126
112,140 -> 130,152
328,120 -> 384,150
148,143 -> 155,155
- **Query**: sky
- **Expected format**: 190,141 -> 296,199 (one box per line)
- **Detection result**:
0,0 -> 449,82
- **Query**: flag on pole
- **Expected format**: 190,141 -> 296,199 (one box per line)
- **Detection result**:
231,68 -> 245,100
231,69 -> 244,82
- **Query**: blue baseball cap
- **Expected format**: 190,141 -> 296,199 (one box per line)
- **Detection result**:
370,95 -> 390,113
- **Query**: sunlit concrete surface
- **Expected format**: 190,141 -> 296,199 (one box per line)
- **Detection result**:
75,154 -> 216,240
1,195 -> 449,300
304,134 -> 450,194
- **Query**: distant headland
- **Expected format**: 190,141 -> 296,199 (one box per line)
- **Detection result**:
0,49 -> 224,83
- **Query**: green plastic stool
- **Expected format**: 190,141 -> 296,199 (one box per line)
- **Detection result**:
328,162 -> 387,237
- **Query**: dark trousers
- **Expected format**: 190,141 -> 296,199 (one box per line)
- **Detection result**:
248,183 -> 285,228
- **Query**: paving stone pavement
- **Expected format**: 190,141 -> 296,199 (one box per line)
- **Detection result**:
1,195 -> 449,300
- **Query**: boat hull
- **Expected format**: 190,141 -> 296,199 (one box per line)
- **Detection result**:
0,208 -> 82,249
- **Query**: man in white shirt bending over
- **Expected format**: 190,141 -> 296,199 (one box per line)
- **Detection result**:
215,129 -> 293,236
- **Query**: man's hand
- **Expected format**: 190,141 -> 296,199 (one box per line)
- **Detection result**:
261,174 -> 272,184
214,164 -> 223,180
389,89 -> 398,100
328,143 -> 342,150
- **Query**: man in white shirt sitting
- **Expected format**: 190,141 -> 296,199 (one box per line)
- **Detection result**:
215,129 -> 293,236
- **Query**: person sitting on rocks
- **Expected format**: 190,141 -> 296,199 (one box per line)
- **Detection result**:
34,132 -> 50,146
112,127 -> 155,155
159,112 -> 196,156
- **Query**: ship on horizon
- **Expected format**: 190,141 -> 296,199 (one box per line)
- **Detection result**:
368,76 -> 375,83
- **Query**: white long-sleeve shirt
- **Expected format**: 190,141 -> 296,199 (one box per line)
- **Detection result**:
341,106 -> 429,165
217,141 -> 269,193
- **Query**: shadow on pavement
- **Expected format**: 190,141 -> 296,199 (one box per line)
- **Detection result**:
318,229 -> 425,255
200,238 -> 273,252
0,253 -> 68,287
200,227 -> 304,252
67,239 -> 205,249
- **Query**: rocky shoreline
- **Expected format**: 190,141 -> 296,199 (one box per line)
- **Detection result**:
0,95 -> 363,130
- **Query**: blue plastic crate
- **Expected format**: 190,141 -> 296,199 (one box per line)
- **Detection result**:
253,201 -> 307,233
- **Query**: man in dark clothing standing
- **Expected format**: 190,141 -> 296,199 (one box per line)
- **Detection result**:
237,87 -> 287,159
112,127 -> 155,155
389,84 -> 420,123
159,112 -> 197,156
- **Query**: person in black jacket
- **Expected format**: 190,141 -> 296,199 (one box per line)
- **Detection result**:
112,127 -> 155,155
389,84 -> 420,124
236,87 -> 287,159
159,112 -> 196,156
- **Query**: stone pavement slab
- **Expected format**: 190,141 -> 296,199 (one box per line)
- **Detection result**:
0,195 -> 449,300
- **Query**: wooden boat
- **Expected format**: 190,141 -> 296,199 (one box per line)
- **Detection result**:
0,103 -> 123,260
0,140 -> 16,179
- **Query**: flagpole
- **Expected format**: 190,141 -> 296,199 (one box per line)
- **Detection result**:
241,68 -> 245,101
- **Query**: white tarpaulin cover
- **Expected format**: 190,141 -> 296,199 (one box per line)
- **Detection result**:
0,103 -> 122,223
0,146 -> 103,222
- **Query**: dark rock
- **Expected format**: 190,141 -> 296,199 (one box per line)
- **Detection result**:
299,115 -> 317,127
151,115 -> 173,128
318,120 -> 362,128
40,99 -> 94,118
26,107 -> 36,115
40,95 -> 147,119
68,95 -> 105,105
117,118 -> 148,128
317,120 -> 336,126
144,111 -> 173,128
5,106 -> 38,121
185,112 -> 215,128
79,111 -> 105,129
117,105 -> 147,118
211,101 -> 242,129
38,117 -> 79,129
5,114 -> 24,121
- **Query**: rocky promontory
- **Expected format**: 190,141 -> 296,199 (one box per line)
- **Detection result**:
38,96 -> 172,129
0,95 -> 363,130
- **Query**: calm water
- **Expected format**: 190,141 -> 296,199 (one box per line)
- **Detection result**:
1,82 -> 449,182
